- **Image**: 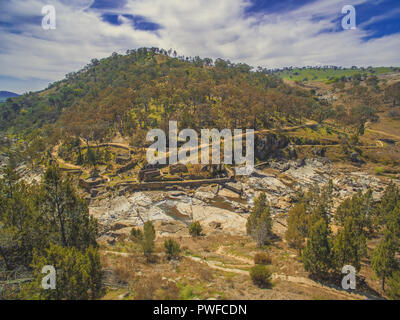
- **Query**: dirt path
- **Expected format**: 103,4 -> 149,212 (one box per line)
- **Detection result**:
51,144 -> 86,172
366,128 -> 400,140
216,246 -> 253,265
189,246 -> 368,300
102,248 -> 367,300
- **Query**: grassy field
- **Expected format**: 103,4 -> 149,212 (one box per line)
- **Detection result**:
273,67 -> 399,82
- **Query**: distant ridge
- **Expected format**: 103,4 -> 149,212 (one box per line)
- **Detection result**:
0,91 -> 19,102
0,91 -> 19,98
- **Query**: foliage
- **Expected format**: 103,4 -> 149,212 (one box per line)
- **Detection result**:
21,244 -> 102,300
250,265 -> 272,288
302,218 -> 332,277
130,227 -> 143,240
0,164 -> 101,299
41,164 -> 98,250
334,189 -> 375,236
0,48 -> 330,143
141,221 -> 156,260
189,221 -> 203,237
164,239 -> 181,260
332,217 -> 367,272
285,203 -> 308,255
253,252 -> 272,265
388,271 -> 400,300
371,233 -> 398,292
246,193 -> 273,247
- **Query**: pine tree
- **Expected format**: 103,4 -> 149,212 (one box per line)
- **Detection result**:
247,193 -> 272,247
332,217 -> 367,272
22,244 -> 103,300
371,233 -> 398,292
41,165 -> 98,250
378,182 -> 399,225
302,218 -> 332,277
388,271 -> 400,300
334,189 -> 375,235
285,203 -> 308,255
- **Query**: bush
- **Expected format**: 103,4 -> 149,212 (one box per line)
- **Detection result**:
374,167 -> 385,176
189,221 -> 203,237
164,239 -> 181,260
254,252 -> 272,265
130,227 -> 143,240
250,265 -> 272,288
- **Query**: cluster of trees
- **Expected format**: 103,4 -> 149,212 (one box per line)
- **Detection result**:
285,182 -> 400,298
0,164 -> 102,299
1,48 -> 331,148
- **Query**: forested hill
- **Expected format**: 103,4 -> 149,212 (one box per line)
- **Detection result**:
0,47 -> 393,146
0,48 -> 330,139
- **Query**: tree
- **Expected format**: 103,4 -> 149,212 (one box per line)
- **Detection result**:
302,218 -> 332,277
247,193 -> 273,247
141,221 -> 156,261
334,189 -> 375,236
21,244 -> 103,300
332,217 -> 367,272
379,182 -> 400,225
371,233 -> 398,292
86,147 -> 97,169
0,166 -> 48,269
189,221 -> 203,237
41,165 -> 98,250
285,203 -> 308,255
388,271 -> 400,300
255,211 -> 273,247
164,239 -> 181,260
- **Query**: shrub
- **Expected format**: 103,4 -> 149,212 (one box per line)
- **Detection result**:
250,265 -> 272,288
164,239 -> 181,260
254,252 -> 272,265
134,275 -> 179,300
189,221 -> 203,237
130,227 -> 143,240
374,167 -> 385,176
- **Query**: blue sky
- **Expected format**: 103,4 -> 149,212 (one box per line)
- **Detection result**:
0,0 -> 400,94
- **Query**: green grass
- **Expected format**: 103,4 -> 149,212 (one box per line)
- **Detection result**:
273,67 -> 399,82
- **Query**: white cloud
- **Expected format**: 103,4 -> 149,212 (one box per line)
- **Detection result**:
0,0 -> 400,93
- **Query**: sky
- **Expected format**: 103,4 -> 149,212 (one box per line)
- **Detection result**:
0,0 -> 400,94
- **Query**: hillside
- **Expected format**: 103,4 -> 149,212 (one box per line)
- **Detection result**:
270,66 -> 400,83
1,48 -> 400,301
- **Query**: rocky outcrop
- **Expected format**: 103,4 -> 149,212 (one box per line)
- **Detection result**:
88,157 -> 396,243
